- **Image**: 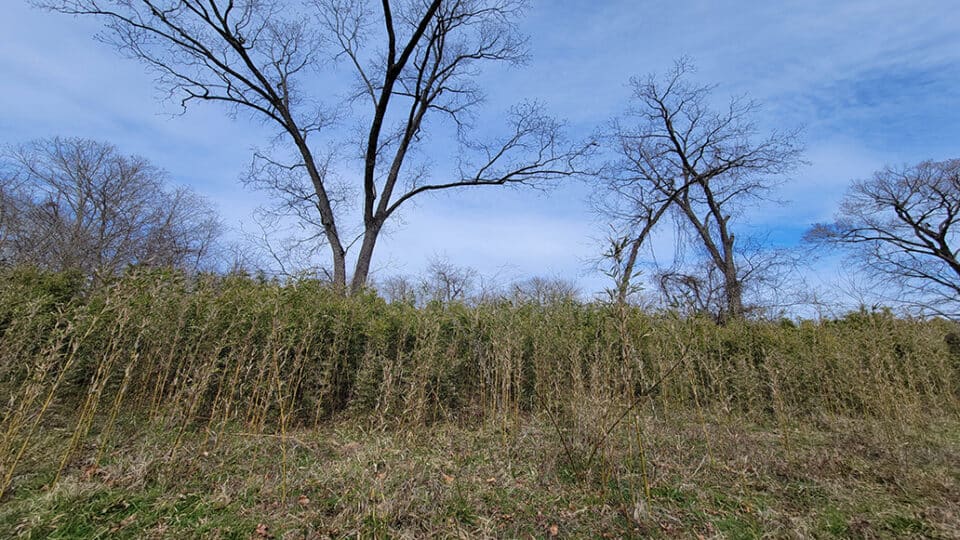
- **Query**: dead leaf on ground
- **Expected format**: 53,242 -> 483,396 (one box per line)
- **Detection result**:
254,522 -> 273,538
81,464 -> 98,480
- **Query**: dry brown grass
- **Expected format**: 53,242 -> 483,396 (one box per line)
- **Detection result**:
0,267 -> 958,537
1,411 -> 957,538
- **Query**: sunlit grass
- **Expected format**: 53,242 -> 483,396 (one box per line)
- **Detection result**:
0,266 -> 957,537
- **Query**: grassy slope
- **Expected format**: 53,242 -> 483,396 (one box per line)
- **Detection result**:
1,412 -> 957,539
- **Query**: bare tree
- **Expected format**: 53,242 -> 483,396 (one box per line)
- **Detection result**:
654,241 -> 803,320
378,274 -> 419,304
806,159 -> 960,318
419,256 -> 475,304
511,275 -> 580,305
655,265 -> 723,318
0,137 -> 222,278
375,256 -> 476,305
599,59 -> 803,320
38,0 -> 589,293
0,173 -> 31,266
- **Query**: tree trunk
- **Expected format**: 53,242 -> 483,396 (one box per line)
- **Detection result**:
720,233 -> 743,321
723,272 -> 744,322
350,221 -> 382,294
617,236 -> 643,304
330,243 -> 347,292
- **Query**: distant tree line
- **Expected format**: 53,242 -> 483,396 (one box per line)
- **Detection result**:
0,137 -> 222,280
14,1 -> 960,320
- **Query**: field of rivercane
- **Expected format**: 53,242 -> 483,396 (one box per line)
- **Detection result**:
1,268 -> 958,538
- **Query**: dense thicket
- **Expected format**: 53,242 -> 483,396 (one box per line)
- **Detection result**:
2,266 -> 958,495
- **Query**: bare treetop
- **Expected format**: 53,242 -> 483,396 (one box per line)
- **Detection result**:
600,59 -> 804,319
41,0 -> 327,124
38,0 -> 590,292
608,59 -> 801,223
807,158 -> 960,317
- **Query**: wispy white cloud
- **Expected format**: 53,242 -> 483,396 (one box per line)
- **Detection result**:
0,3 -> 272,231
2,0 -> 957,303
373,187 -> 598,278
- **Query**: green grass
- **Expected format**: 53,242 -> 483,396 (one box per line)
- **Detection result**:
1,413 -> 957,538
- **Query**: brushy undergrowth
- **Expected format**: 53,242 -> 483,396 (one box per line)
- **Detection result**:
0,413 -> 957,538
0,266 -> 958,537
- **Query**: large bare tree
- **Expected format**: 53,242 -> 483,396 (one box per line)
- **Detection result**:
599,60 -> 802,320
0,137 -> 222,278
39,0 -> 588,293
806,159 -> 960,318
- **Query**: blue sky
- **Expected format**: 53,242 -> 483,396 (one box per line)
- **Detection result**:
2,0 -> 959,303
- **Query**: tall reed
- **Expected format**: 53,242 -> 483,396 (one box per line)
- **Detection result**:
0,267 -> 956,497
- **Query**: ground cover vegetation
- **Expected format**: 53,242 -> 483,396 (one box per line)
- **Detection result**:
0,267 -> 958,538
3,1 -> 958,537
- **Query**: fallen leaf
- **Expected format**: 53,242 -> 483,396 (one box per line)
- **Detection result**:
255,523 -> 273,538
298,494 -> 310,507
548,524 -> 559,537
442,473 -> 455,484
81,464 -> 98,480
